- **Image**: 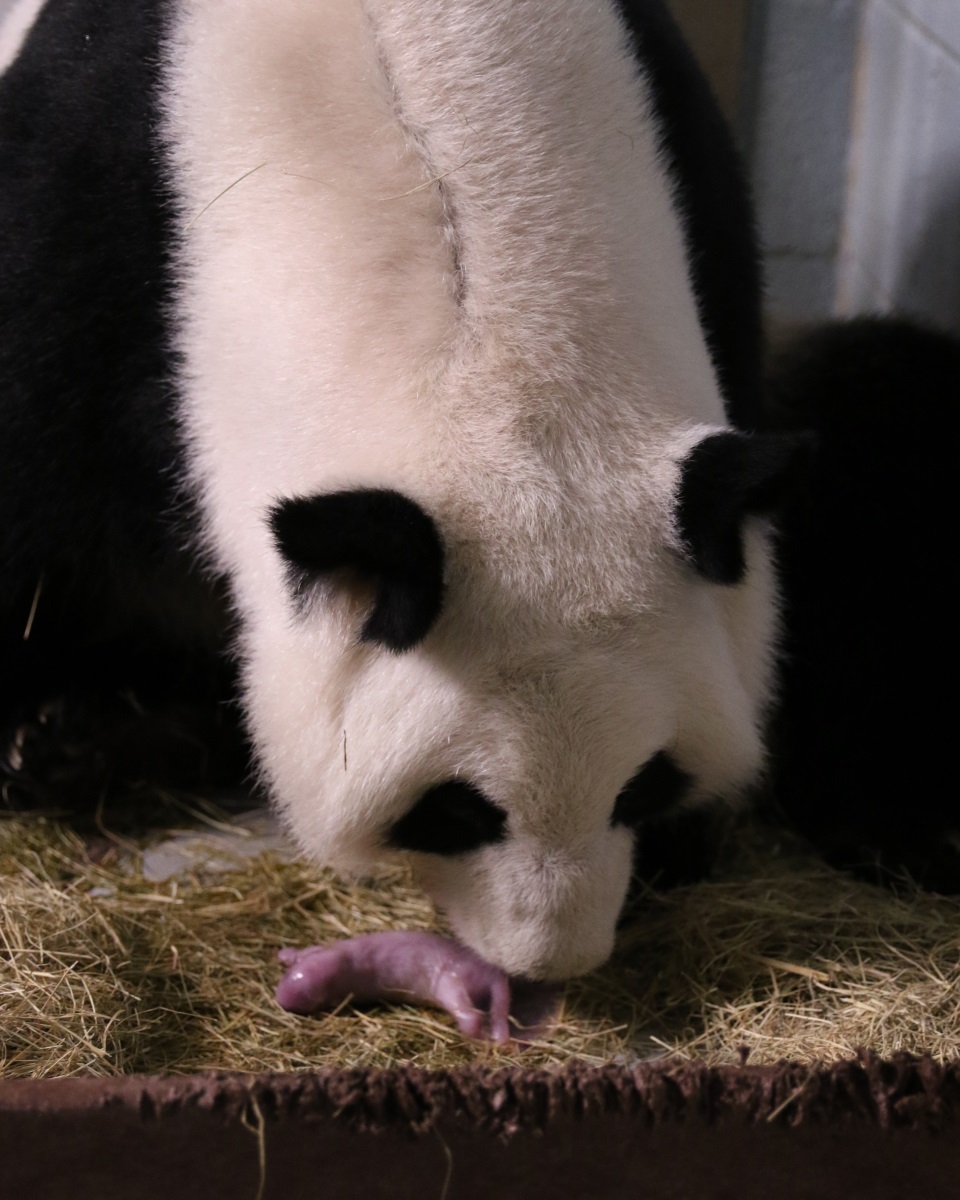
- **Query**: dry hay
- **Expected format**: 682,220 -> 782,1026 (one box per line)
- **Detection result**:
1,805 -> 959,1078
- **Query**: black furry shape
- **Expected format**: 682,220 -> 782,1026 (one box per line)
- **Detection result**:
269,489 -> 446,652
677,431 -> 812,584
623,806 -> 733,899
388,781 -> 508,857
614,753 -> 718,897
0,0 -> 234,760
765,317 -> 960,893
2,668 -> 249,815
611,751 -> 692,828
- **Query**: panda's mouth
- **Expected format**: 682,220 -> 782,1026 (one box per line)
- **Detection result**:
275,929 -> 562,1042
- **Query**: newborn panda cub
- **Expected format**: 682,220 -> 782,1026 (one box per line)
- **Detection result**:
0,0 -> 800,1038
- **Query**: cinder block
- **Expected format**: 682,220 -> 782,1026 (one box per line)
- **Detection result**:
839,0 -> 960,330
897,0 -> 960,57
765,253 -> 839,328
749,0 -> 860,258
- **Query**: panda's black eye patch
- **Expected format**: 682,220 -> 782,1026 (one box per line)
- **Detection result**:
388,781 -> 508,856
611,751 -> 693,828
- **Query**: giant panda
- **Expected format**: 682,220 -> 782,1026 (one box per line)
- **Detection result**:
0,0 -> 802,982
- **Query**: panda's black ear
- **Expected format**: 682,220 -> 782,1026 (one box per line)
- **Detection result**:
269,488 -> 446,652
677,431 -> 812,584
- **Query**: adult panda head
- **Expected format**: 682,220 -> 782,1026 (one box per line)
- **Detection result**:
257,428 -> 804,982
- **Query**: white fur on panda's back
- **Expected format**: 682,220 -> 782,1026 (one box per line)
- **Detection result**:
369,0 -> 718,409
164,0 -> 720,604
164,0 -> 457,577
0,0 -> 50,76
164,0 -> 775,979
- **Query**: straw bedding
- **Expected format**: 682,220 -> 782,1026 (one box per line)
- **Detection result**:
2,791 -> 958,1078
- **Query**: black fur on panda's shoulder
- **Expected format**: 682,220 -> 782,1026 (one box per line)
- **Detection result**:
0,0 -> 179,597
618,0 -> 764,431
0,0 -> 236,796
765,316 -> 960,893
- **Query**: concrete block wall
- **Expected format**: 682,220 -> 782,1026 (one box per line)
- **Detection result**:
742,0 -> 863,327
743,0 -> 960,334
838,0 -> 960,333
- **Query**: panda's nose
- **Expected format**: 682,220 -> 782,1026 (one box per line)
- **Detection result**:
517,929 -> 616,983
504,896 -> 619,981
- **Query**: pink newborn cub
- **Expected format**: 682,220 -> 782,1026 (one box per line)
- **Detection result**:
276,931 -> 560,1043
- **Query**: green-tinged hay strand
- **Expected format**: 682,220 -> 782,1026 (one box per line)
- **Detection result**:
1,811 -> 958,1077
